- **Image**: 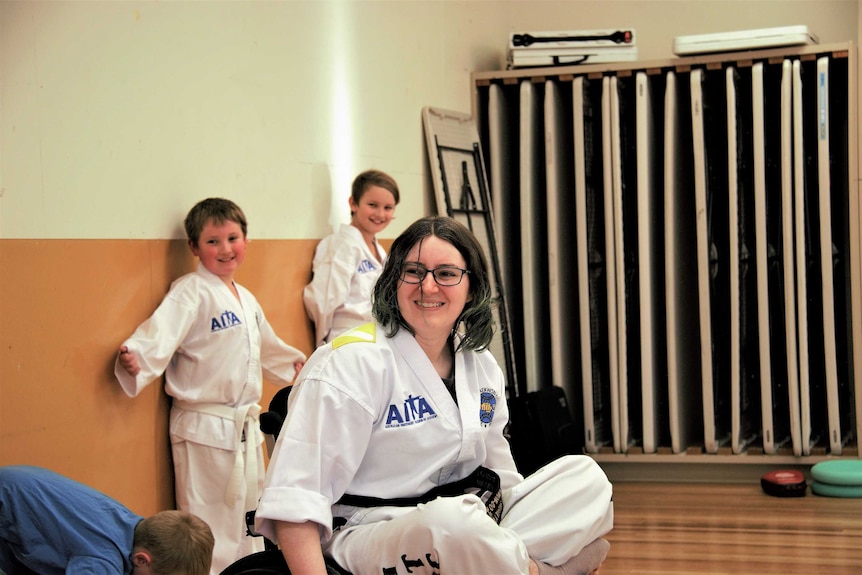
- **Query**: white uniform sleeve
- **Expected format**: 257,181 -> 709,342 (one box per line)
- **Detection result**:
113,286 -> 197,397
256,372 -> 374,541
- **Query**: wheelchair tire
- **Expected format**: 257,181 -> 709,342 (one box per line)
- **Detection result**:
220,549 -> 351,575
219,549 -> 289,575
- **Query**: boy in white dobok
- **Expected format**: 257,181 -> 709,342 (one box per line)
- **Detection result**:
115,198 -> 306,575
303,169 -> 400,347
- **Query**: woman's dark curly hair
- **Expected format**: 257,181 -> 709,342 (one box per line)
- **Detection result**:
372,216 -> 495,352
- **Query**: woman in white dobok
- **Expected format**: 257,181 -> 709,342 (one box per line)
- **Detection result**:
259,216 -> 614,575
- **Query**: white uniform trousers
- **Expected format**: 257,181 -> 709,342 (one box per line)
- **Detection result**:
325,455 -> 614,575
172,440 -> 265,575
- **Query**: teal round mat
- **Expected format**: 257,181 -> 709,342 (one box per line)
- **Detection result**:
811,460 -> 862,486
811,480 -> 862,498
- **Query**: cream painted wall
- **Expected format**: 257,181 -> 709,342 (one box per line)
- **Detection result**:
1,1 -> 857,242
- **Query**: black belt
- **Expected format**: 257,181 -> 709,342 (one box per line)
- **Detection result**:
335,466 -> 504,524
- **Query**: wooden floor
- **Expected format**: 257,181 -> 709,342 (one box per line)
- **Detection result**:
602,482 -> 862,575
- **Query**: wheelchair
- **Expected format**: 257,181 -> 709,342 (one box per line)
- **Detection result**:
220,386 -> 350,575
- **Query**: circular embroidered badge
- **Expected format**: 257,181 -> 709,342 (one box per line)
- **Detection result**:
479,391 -> 497,425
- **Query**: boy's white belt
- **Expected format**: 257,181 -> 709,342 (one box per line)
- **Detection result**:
173,400 -> 262,510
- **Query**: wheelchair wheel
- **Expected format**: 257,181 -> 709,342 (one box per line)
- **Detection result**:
220,549 -> 350,575
219,549 -> 289,575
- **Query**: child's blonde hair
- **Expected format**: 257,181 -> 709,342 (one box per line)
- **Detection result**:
134,510 -> 214,575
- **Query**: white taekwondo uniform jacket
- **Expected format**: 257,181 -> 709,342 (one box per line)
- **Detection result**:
255,322 -> 521,542
115,263 -> 306,449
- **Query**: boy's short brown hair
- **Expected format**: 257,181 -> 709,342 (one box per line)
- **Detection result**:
184,198 -> 248,246
351,169 -> 401,205
134,510 -> 214,575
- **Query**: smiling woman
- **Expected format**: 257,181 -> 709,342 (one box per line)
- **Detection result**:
374,216 -> 494,356
253,216 -> 614,575
396,235 -> 474,363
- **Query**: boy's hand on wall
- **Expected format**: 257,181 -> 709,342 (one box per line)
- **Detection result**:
118,346 -> 141,377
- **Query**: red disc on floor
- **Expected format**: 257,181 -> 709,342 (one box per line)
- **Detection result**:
761,469 -> 807,497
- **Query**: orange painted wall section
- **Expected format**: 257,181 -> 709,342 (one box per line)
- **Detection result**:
0,238 -> 319,516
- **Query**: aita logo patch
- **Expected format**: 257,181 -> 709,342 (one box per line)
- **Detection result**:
357,259 -> 376,273
211,310 -> 242,332
385,394 -> 437,428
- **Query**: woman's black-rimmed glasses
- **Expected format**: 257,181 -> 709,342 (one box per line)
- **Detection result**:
400,263 -> 470,286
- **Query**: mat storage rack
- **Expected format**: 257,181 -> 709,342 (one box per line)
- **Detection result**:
471,42 -> 861,475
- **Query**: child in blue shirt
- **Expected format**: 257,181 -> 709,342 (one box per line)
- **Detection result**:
0,465 -> 214,575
